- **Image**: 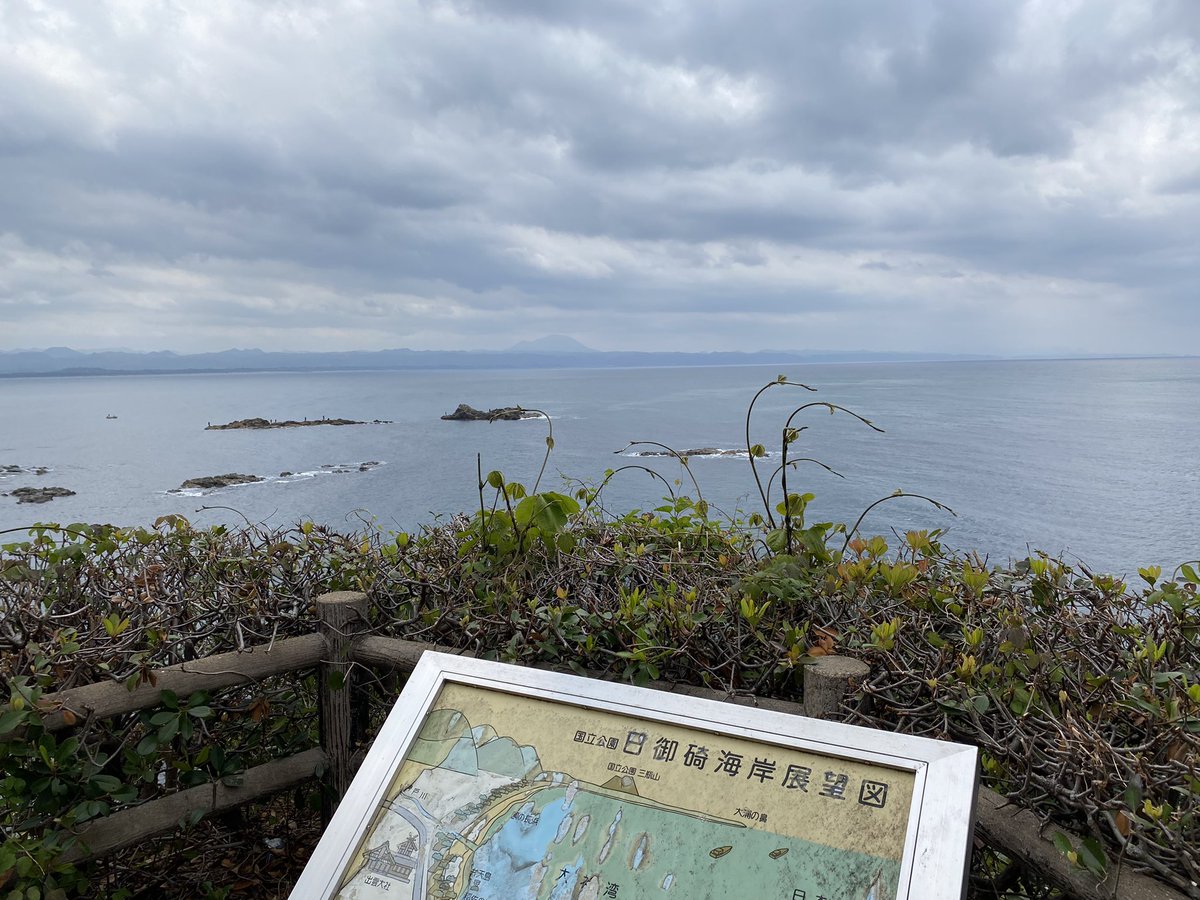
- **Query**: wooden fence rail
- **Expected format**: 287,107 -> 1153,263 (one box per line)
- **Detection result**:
26,592 -> 1187,900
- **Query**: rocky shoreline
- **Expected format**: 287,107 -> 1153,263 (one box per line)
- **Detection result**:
440,403 -> 538,421
205,417 -> 391,430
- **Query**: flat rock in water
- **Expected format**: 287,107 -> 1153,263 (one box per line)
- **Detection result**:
632,447 -> 749,457
179,473 -> 264,490
7,486 -> 76,504
441,403 -> 537,421
1,464 -> 51,476
205,417 -> 390,430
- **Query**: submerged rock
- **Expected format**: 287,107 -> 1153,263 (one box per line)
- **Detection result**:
179,473 -> 264,490
8,486 -> 76,504
441,403 -> 537,421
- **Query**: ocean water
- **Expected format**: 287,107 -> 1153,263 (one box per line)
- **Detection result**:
0,358 -> 1197,575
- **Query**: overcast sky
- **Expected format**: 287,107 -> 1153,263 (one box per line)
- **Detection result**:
1,1 -> 1198,355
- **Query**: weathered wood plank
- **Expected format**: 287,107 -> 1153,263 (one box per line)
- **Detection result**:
349,634 -> 445,673
975,788 -> 1192,900
38,634 -> 325,731
316,591 -> 369,823
802,654 -> 871,719
59,748 -> 325,864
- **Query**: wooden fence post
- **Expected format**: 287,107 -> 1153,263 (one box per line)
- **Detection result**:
802,654 -> 870,719
317,591 -> 369,823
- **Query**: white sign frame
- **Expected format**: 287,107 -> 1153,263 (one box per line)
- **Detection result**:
293,651 -> 978,899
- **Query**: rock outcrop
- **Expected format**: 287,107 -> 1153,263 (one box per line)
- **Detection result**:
630,447 -> 751,458
440,404 -> 537,421
205,417 -> 390,430
7,486 -> 76,504
179,473 -> 264,490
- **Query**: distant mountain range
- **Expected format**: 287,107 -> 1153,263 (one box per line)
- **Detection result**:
0,342 -> 996,377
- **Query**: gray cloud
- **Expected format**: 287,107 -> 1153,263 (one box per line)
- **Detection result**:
0,0 -> 1197,354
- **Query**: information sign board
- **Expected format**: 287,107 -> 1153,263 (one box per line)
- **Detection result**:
292,652 -> 977,900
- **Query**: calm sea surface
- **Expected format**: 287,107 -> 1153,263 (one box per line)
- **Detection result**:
0,358 -> 1196,575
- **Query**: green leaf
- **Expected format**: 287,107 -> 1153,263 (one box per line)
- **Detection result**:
181,808 -> 205,828
514,492 -> 579,534
135,733 -> 159,756
1009,686 -> 1032,715
1181,564 -> 1200,584
1051,831 -> 1073,855
90,774 -> 123,793
1122,782 -> 1142,809
187,705 -> 212,718
0,709 -> 26,734
157,717 -> 179,742
1078,837 -> 1108,877
775,492 -> 813,519
486,470 -> 505,489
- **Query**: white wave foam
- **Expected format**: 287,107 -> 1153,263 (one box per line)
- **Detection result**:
0,464 -> 53,480
274,461 -> 386,482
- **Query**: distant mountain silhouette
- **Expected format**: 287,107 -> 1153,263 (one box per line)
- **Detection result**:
0,345 -> 995,377
506,335 -> 597,354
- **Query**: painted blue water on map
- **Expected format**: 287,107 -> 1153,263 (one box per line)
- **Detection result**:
0,357 -> 1197,574
470,799 -> 574,898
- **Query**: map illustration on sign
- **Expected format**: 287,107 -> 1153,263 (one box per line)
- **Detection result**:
332,682 -> 914,900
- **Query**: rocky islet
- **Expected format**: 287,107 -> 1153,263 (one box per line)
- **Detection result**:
628,447 -> 757,458
175,462 -> 384,493
441,403 -> 538,421
5,486 -> 76,505
2,465 -> 73,505
204,417 -> 391,430
178,473 -> 265,490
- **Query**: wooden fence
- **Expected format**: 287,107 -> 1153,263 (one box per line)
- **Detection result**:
31,591 -> 1184,900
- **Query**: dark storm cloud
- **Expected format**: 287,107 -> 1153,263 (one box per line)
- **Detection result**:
0,0 -> 1197,353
